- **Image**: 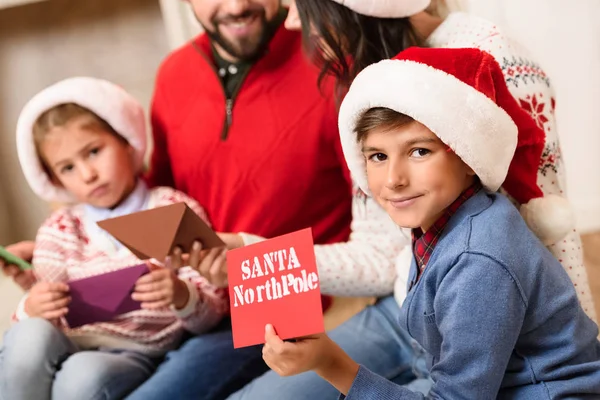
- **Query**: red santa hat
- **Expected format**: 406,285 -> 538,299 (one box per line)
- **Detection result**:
338,47 -> 574,245
330,0 -> 431,18
16,77 -> 147,204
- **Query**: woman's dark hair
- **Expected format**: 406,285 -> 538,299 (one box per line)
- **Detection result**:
296,0 -> 424,91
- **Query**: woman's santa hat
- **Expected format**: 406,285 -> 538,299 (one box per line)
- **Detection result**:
330,0 -> 431,18
338,47 -> 574,245
16,77 -> 147,204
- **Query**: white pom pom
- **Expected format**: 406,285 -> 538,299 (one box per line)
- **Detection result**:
520,195 -> 575,245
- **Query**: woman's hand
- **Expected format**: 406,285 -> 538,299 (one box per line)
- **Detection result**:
1,241 -> 37,291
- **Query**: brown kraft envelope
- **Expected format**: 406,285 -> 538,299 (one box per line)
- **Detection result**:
97,202 -> 225,261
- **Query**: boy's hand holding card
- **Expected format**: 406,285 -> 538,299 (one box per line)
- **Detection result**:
227,228 -> 324,348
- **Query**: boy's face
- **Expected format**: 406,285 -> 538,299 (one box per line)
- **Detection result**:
362,121 -> 476,232
40,117 -> 137,209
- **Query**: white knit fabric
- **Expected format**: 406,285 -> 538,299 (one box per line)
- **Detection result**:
426,12 -> 596,322
16,77 -> 147,204
331,0 -> 431,18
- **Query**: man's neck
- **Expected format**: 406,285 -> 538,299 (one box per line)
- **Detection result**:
409,11 -> 445,41
213,43 -> 240,64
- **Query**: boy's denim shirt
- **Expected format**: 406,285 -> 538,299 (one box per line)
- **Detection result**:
344,190 -> 600,399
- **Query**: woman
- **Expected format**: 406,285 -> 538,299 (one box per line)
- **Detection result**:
222,1 -> 596,399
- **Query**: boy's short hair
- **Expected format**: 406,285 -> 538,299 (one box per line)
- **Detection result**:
355,107 -> 414,143
32,103 -> 127,174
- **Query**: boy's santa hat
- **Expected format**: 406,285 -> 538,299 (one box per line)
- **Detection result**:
338,47 -> 574,245
330,0 -> 431,18
16,77 -> 147,204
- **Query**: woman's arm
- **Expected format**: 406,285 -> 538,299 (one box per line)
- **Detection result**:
241,191 -> 410,298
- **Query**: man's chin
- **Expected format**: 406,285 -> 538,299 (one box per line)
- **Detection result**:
219,40 -> 266,62
211,18 -> 271,61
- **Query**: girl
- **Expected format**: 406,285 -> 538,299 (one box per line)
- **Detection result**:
0,77 -> 228,400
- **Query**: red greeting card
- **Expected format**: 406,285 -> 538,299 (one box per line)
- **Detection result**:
227,228 -> 324,348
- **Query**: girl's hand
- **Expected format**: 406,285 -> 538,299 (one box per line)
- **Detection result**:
25,281 -> 70,320
171,242 -> 229,288
217,233 -> 244,250
132,263 -> 189,309
262,324 -> 360,395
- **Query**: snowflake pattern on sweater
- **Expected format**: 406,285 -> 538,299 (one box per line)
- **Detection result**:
426,12 -> 595,321
15,187 -> 229,355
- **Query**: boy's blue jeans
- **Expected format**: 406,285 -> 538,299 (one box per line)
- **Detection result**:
0,318 -> 158,400
127,296 -> 431,400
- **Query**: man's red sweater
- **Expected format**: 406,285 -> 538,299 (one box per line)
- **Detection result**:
146,24 -> 352,250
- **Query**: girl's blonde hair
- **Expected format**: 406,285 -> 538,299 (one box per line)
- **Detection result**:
32,103 -> 126,174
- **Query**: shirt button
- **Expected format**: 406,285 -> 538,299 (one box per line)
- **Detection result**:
228,65 -> 238,75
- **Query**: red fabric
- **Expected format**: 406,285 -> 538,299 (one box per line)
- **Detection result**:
146,25 -> 353,310
412,182 -> 482,279
395,48 -> 545,205
147,26 -> 352,244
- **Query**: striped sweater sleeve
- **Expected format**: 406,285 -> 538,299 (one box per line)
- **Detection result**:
242,188 -> 410,297
31,209 -> 74,284
10,209 -> 75,324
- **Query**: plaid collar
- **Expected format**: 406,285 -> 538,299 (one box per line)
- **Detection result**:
412,182 -> 482,278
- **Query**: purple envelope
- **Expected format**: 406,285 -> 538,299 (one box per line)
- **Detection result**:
65,263 -> 149,328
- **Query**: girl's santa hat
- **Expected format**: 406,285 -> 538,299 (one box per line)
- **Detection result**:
338,47 -> 574,245
330,0 -> 431,18
16,77 -> 147,204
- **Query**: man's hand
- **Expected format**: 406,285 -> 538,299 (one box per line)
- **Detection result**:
1,241 -> 37,291
24,281 -> 70,320
170,242 -> 229,288
132,263 -> 189,310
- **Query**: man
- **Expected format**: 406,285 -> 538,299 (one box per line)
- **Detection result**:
123,0 -> 354,398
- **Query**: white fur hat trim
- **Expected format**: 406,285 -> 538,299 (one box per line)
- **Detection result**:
16,77 -> 146,203
331,0 -> 431,18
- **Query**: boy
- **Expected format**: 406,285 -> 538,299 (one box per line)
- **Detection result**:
261,48 -> 600,398
0,77 -> 228,400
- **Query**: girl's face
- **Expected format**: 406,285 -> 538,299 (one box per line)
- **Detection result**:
362,121 -> 475,231
40,116 -> 137,209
